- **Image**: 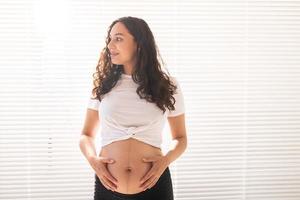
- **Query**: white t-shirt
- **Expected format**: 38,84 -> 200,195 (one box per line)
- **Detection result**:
87,73 -> 185,149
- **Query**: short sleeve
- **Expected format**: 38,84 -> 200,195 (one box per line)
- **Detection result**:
87,95 -> 100,111
168,77 -> 185,117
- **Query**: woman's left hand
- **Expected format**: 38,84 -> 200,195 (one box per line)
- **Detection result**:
139,155 -> 170,190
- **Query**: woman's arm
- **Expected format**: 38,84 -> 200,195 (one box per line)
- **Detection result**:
165,113 -> 187,165
139,113 -> 187,190
79,109 -> 100,164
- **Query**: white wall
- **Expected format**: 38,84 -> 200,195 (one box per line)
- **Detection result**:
1,0 -> 300,199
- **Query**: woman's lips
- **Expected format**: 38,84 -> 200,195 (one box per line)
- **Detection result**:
110,53 -> 119,59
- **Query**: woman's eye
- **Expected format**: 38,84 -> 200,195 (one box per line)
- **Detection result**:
108,37 -> 122,42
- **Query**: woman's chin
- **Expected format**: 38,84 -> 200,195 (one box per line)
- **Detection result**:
111,60 -> 122,65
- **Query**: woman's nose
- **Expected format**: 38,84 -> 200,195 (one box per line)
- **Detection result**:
107,40 -> 115,50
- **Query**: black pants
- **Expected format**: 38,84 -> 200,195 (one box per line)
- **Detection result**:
94,167 -> 174,200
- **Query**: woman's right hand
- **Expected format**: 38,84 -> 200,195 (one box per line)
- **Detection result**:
89,156 -> 118,191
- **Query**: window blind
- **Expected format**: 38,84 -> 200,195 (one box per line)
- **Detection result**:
1,0 -> 300,200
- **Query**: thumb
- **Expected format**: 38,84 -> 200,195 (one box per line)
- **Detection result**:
100,157 -> 115,163
143,157 -> 156,162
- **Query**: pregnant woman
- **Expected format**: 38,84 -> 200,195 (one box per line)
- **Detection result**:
79,16 -> 187,200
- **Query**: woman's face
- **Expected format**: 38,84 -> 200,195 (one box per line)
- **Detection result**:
107,22 -> 138,68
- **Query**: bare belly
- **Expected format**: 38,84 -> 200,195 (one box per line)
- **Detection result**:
98,138 -> 163,194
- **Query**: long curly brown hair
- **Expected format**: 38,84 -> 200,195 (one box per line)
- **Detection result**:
91,16 -> 178,114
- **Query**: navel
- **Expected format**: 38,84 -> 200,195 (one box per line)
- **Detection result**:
125,166 -> 133,172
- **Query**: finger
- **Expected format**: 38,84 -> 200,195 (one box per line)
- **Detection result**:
100,157 -> 115,164
102,177 -> 117,191
101,181 -> 111,191
100,165 -> 118,185
147,177 -> 159,189
102,181 -> 115,191
140,173 -> 150,184
140,175 -> 157,189
103,176 -> 117,189
140,169 -> 155,184
99,178 -> 112,190
142,157 -> 157,162
104,172 -> 118,186
141,177 -> 156,190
